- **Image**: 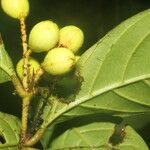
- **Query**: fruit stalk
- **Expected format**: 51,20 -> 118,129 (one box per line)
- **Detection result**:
33,68 -> 44,84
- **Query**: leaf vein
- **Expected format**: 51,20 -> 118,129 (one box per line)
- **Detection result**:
88,11 -> 150,95
121,29 -> 150,82
73,128 -> 91,146
113,89 -> 150,107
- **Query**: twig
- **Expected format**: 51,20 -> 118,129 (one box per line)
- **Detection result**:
11,75 -> 28,98
34,68 -> 44,84
27,68 -> 44,94
19,17 -> 45,147
21,96 -> 32,143
24,127 -> 45,146
19,17 -> 31,92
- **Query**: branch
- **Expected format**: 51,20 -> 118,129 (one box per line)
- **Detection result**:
11,75 -> 28,98
20,17 -> 31,92
21,96 -> 32,143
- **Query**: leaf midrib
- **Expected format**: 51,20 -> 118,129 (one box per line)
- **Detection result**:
0,66 -> 12,77
122,29 -> 150,81
43,73 -> 150,128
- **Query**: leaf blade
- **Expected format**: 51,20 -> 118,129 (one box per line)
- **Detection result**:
63,9 -> 150,116
48,122 -> 149,150
38,9 -> 150,131
0,35 -> 15,84
0,112 -> 21,149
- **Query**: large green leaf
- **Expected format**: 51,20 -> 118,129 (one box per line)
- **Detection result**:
65,9 -> 150,116
38,9 -> 150,149
0,112 -> 21,150
48,122 -> 149,150
41,112 -> 150,149
38,9 -> 150,130
0,35 -> 15,83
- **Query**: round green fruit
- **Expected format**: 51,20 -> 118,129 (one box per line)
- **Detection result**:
75,56 -> 80,63
59,25 -> 84,53
16,57 -> 40,79
29,20 -> 59,53
42,47 -> 76,75
1,0 -> 29,19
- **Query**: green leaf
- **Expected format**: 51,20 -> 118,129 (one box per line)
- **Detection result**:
0,35 -> 15,84
48,122 -> 149,150
35,11 -> 150,148
38,9 -> 150,130
40,125 -> 55,149
41,113 -> 150,148
66,9 -> 150,116
0,112 -> 21,150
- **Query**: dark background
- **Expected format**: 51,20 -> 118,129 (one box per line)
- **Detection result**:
0,0 -> 150,147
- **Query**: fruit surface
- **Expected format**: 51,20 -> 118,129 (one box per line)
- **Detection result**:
16,58 -> 40,79
75,56 -> 80,63
59,25 -> 84,53
1,0 -> 29,19
42,47 -> 75,75
29,20 -> 59,53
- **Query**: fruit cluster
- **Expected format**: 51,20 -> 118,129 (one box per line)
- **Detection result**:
29,21 -> 84,76
17,21 -> 84,78
1,0 -> 84,79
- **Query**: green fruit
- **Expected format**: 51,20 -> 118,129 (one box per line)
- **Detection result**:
29,20 -> 59,53
1,0 -> 29,19
75,56 -> 80,63
16,57 -> 40,79
59,25 -> 84,53
42,47 -> 75,75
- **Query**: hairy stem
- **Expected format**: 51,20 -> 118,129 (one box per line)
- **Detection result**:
21,96 -> 32,142
19,17 -> 45,147
11,75 -> 28,98
24,128 -> 45,146
34,68 -> 44,84
20,17 -> 31,92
